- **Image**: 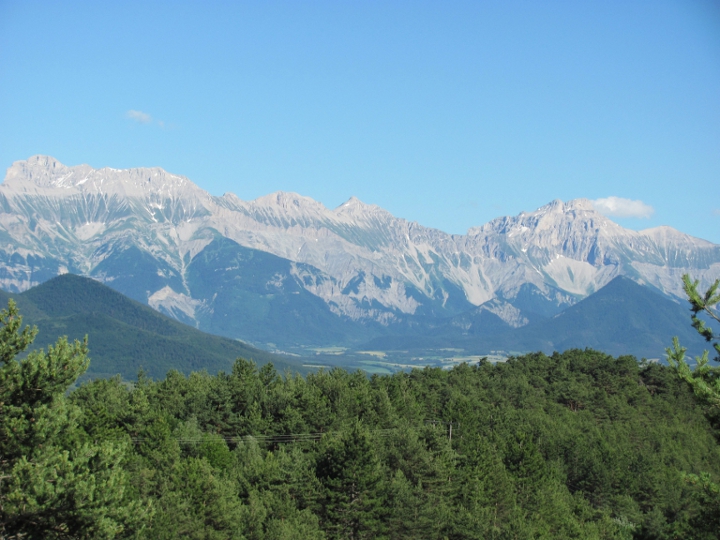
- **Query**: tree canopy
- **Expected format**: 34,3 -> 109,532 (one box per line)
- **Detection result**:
1,297 -> 720,538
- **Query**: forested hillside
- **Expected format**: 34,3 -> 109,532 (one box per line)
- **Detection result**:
2,297 -> 719,539
0,274 -> 306,380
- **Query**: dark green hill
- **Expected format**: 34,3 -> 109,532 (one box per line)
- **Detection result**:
2,274 -> 307,381
508,276 -> 707,359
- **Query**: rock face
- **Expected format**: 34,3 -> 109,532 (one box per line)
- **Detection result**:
0,155 -> 718,347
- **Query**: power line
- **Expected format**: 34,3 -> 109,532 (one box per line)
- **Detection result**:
130,428 -> 400,445
425,420 -> 460,442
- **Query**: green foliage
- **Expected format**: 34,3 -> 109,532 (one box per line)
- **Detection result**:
665,273 -> 720,537
684,472 -> 720,538
667,274 -> 720,409
316,422 -> 385,539
0,300 -> 148,539
4,296 -> 720,538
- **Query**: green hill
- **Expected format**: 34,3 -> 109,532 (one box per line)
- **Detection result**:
1,274 -> 307,381
510,276 -> 707,359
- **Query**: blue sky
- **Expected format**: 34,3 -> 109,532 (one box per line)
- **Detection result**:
1,0 -> 718,242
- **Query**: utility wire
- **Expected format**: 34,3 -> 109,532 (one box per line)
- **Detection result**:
130,428 -> 400,445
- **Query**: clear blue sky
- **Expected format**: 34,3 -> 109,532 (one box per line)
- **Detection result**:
1,0 -> 719,242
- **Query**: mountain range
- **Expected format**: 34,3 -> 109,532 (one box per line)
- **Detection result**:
0,155 -> 717,357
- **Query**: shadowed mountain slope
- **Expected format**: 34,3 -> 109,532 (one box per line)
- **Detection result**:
361,277 -> 708,361
185,237 -> 380,347
508,276 -> 708,359
1,274 -> 307,380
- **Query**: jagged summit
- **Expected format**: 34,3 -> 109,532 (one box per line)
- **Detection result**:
3,155 -> 204,199
541,198 -> 595,212
333,196 -> 392,220
336,195 -> 370,208
4,155 -> 86,191
335,195 -> 366,209
469,198 -> 612,237
569,198 -> 596,211
0,156 -> 213,231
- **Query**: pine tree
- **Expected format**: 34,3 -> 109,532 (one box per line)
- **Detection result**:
667,274 -> 720,407
315,422 -> 385,539
666,275 -> 720,537
0,300 -> 148,539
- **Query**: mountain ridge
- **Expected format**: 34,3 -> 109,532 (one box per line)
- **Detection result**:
0,155 -> 717,349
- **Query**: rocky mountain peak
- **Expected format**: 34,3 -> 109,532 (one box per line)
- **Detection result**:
639,225 -> 715,247
524,198 -> 602,221
254,190 -> 319,207
251,191 -> 330,216
336,196 -> 366,208
468,197 -> 616,238
4,155 -> 87,192
2,155 -> 207,201
533,198 -> 597,216
334,196 -> 393,223
567,198 -> 595,211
